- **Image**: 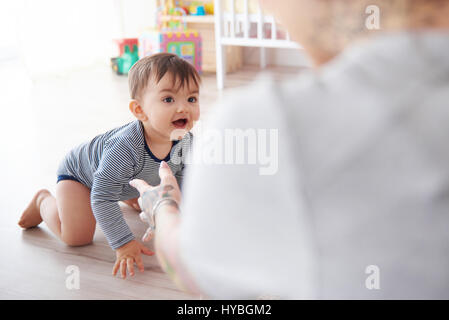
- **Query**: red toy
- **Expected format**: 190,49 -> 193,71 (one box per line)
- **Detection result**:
114,38 -> 138,56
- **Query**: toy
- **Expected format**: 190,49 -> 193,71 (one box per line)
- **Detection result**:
163,0 -> 187,16
139,30 -> 202,73
111,41 -> 139,75
189,2 -> 206,16
114,38 -> 138,56
204,2 -> 214,15
138,0 -> 202,73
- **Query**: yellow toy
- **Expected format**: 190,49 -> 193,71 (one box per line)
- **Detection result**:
204,2 -> 214,15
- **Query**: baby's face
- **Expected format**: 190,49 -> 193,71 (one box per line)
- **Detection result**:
138,72 -> 200,141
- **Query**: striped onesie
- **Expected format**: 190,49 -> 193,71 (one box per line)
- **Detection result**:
56,120 -> 192,249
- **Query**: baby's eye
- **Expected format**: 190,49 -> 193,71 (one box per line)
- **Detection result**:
188,97 -> 197,103
163,97 -> 174,103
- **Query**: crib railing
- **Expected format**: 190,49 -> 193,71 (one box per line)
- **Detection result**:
214,0 -> 300,89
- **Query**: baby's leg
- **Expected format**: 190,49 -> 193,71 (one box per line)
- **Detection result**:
19,181 -> 96,246
53,180 -> 96,246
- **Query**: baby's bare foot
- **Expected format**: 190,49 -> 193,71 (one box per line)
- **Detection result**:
18,189 -> 50,229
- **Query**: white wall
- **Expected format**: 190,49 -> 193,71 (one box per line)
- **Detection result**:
6,0 -> 124,76
0,0 -> 22,60
243,47 -> 312,68
0,0 -> 159,76
119,0 -> 158,38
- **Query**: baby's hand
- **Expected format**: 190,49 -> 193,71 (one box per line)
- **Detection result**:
112,240 -> 154,279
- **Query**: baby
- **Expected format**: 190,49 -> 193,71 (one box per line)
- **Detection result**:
18,53 -> 200,278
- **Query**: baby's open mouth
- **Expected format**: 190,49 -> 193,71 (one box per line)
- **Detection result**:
172,118 -> 188,129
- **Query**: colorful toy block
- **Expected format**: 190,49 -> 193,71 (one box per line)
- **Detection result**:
138,29 -> 202,73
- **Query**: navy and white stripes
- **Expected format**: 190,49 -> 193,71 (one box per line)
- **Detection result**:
57,120 -> 192,249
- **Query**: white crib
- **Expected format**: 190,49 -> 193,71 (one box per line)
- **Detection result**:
214,0 -> 300,89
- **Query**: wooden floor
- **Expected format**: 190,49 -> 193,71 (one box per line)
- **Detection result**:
0,60 -> 303,299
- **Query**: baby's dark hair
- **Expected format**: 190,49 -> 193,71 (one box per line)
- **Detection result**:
128,53 -> 201,100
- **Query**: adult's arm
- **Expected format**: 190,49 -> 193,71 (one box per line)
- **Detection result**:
130,162 -> 200,293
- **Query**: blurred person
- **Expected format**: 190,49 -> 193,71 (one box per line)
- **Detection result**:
132,0 -> 449,299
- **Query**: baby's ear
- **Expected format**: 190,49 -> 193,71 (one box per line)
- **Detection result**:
129,100 -> 147,121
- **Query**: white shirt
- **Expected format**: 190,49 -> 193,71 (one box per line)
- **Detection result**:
179,32 -> 449,299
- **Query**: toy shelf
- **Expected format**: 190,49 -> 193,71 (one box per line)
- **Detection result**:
160,14 -> 242,73
160,15 -> 215,24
